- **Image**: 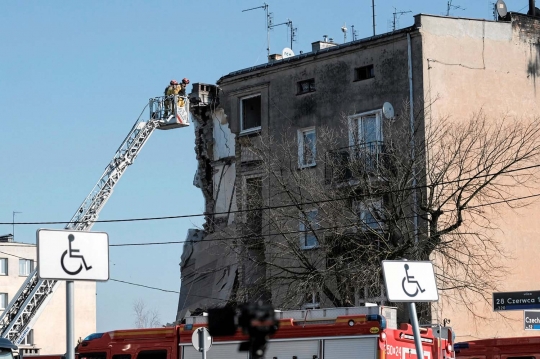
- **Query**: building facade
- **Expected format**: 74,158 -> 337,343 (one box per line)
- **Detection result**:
0,235 -> 96,354
179,11 -> 540,340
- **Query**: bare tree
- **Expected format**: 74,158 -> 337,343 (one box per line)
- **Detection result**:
226,106 -> 540,322
133,299 -> 161,328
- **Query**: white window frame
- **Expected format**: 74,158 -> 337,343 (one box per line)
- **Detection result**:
298,127 -> 316,168
240,93 -> 262,135
19,259 -> 34,276
355,199 -> 384,232
299,209 -> 319,249
0,258 -> 7,275
19,329 -> 34,346
348,109 -> 383,147
0,293 -> 7,310
302,291 -> 321,309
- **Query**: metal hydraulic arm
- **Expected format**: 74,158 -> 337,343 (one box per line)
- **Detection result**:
0,95 -> 189,344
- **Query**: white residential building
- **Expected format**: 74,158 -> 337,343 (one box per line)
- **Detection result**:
0,234 -> 96,355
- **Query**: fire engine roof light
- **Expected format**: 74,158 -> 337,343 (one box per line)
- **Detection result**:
83,333 -> 104,341
453,343 -> 469,350
366,314 -> 387,329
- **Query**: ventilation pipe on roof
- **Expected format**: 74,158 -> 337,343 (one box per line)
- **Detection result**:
530,0 -> 537,16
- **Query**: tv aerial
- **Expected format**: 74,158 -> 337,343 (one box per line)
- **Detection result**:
341,23 -> 348,43
446,0 -> 465,16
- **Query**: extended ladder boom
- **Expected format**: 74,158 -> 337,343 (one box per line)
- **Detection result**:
0,95 -> 189,344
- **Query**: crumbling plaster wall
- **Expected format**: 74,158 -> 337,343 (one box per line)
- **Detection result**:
176,102 -> 239,321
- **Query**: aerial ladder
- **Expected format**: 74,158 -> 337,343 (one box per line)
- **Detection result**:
0,94 -> 190,344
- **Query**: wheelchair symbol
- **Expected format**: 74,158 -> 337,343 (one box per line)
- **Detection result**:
61,234 -> 92,275
402,264 -> 426,297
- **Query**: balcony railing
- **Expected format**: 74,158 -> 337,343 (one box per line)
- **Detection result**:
325,141 -> 385,184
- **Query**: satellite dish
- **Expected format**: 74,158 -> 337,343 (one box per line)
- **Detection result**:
282,47 -> 295,59
495,0 -> 507,19
382,102 -> 395,119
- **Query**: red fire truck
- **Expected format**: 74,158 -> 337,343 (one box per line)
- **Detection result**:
455,336 -> 540,359
75,307 -> 455,359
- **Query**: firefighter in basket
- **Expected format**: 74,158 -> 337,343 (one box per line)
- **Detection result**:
164,78 -> 189,117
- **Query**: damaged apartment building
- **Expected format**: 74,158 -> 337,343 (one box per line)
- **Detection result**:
178,8 -> 540,340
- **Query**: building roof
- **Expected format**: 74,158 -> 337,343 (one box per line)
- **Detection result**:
217,25 -> 417,84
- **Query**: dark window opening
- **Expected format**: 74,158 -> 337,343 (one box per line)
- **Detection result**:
297,79 -> 316,94
241,95 -> 262,132
80,353 -> 107,359
136,350 -> 167,359
355,65 -> 374,81
113,355 -> 131,359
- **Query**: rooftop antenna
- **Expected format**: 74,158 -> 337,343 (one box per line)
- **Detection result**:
270,18 -> 297,50
392,7 -> 412,31
243,3 -> 272,57
446,0 -> 466,16
372,0 -> 376,36
12,211 -> 21,241
341,23 -> 348,43
351,25 -> 358,41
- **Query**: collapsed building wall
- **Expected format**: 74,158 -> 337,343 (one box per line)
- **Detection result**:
176,84 -> 238,321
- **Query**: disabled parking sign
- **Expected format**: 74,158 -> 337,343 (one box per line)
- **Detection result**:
382,260 -> 438,302
37,229 -> 109,281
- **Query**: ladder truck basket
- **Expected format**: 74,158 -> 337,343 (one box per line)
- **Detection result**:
149,95 -> 190,130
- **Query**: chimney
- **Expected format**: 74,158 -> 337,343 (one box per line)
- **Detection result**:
529,0 -> 537,16
0,234 -> 14,243
268,54 -> 283,63
312,35 -> 338,52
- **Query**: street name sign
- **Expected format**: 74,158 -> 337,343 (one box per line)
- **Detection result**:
382,260 -> 439,302
524,310 -> 540,330
37,229 -> 109,281
493,291 -> 540,311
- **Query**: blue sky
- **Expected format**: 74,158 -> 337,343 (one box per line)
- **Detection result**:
0,0 -> 529,333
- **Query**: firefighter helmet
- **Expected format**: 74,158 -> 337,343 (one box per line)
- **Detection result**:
182,78 -> 190,84
170,79 -> 178,85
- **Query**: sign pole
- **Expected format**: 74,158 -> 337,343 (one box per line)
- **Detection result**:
407,302 -> 424,359
66,280 -> 75,359
199,328 -> 207,359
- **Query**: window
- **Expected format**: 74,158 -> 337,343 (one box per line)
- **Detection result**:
0,293 -> 7,310
303,291 -> 321,309
19,259 -> 34,276
136,350 -> 167,359
0,258 -> 7,275
299,209 -> 319,249
19,329 -> 34,345
355,64 -> 375,81
240,94 -> 262,133
297,79 -> 316,94
80,353 -> 107,359
349,111 -> 382,146
298,127 -> 316,168
355,199 -> 384,232
245,177 -> 263,236
113,355 -> 131,359
349,111 -> 383,171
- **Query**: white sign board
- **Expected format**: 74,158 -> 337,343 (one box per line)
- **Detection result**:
192,327 -> 212,352
37,229 -> 109,281
382,260 -> 438,302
